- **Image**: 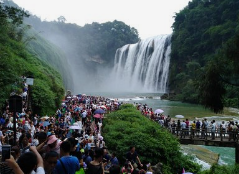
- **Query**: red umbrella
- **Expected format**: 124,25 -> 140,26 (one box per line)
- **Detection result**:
94,114 -> 101,118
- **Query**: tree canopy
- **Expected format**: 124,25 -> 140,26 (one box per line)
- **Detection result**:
170,0 -> 239,112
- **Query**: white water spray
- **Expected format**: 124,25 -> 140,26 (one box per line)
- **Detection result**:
111,35 -> 171,93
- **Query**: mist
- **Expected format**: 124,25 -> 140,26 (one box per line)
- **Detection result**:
23,17 -> 171,95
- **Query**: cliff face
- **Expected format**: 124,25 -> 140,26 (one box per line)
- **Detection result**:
0,2 -> 65,115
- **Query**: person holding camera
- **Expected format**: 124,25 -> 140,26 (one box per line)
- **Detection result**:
121,161 -> 133,174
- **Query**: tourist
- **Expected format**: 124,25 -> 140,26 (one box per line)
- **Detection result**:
67,137 -> 84,166
110,152 -> 119,165
176,120 -> 181,136
109,165 -> 120,174
201,120 -> 206,139
44,151 -> 59,174
122,161 -> 134,174
180,120 -> 187,138
19,133 -> 31,154
231,122 -> 238,141
191,121 -> 196,138
211,120 -> 216,140
171,120 -> 176,134
87,147 -> 105,174
126,146 -> 143,167
55,141 -> 80,174
83,148 -> 93,166
0,125 -> 3,151
41,135 -> 61,155
97,135 -> 105,148
196,120 -> 201,137
17,146 -> 44,174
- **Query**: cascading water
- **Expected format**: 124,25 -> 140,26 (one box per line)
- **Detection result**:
112,35 -> 171,93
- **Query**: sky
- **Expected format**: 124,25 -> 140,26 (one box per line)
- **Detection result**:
12,0 -> 191,39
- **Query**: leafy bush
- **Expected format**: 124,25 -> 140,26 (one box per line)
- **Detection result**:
200,164 -> 239,174
102,104 -> 201,174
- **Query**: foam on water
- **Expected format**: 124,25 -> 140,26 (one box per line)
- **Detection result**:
194,158 -> 211,170
183,152 -> 211,170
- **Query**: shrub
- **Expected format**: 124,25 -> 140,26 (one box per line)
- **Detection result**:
102,104 -> 201,174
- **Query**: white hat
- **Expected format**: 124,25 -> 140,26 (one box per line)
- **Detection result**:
99,136 -> 103,141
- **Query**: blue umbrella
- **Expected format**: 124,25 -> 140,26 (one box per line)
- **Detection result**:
94,109 -> 105,114
43,121 -> 50,127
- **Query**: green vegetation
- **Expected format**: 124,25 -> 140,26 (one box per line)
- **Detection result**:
0,2 -> 64,115
24,28 -> 72,90
102,104 -> 201,174
170,0 -> 239,113
200,164 -> 239,174
24,18 -> 139,65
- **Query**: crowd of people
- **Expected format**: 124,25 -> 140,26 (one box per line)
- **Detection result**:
0,87 -> 155,174
137,103 -> 239,141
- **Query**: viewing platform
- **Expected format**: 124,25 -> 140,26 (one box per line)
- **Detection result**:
171,129 -> 239,163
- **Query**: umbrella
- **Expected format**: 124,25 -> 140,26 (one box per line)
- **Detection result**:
154,109 -> 164,114
42,121 -> 50,127
69,125 -> 81,130
100,105 -> 107,109
94,109 -> 105,114
41,116 -> 49,120
175,115 -> 184,119
94,114 -> 101,118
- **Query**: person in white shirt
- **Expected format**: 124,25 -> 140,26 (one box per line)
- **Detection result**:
0,128 -> 3,152
30,122 -> 36,138
22,91 -> 27,100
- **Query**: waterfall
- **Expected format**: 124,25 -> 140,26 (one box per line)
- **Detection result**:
112,35 -> 171,93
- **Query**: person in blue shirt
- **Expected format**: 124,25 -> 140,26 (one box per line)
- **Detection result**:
54,141 -> 80,174
110,152 -> 119,165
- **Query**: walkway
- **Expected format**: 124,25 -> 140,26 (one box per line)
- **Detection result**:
172,129 -> 239,163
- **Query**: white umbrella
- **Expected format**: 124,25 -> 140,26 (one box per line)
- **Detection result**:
41,116 -> 49,120
175,115 -> 184,119
154,109 -> 164,114
100,105 -> 107,109
69,125 -> 81,130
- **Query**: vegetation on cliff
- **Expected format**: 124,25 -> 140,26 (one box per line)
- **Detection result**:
170,0 -> 239,113
102,104 -> 201,174
0,2 -> 64,115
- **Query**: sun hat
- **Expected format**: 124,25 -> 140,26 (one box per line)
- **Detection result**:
47,135 -> 58,144
99,136 -> 103,141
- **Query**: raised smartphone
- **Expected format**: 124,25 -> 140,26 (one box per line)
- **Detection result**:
2,145 -> 11,162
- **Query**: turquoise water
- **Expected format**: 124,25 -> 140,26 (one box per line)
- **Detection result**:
202,146 -> 235,165
85,92 -> 237,118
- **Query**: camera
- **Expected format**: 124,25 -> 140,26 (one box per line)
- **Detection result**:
2,145 -> 11,162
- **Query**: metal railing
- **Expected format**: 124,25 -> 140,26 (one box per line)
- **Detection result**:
170,127 -> 239,142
